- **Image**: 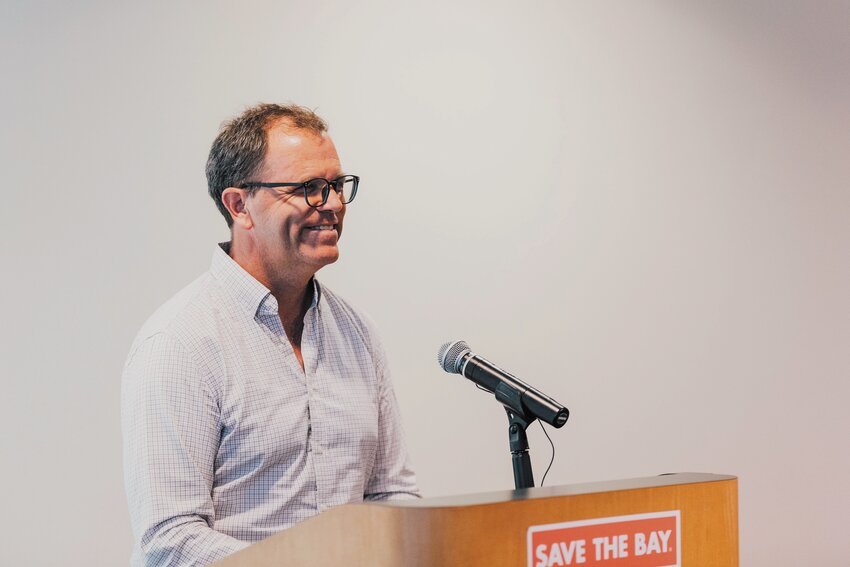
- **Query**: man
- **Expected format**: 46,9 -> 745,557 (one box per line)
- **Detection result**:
122,103 -> 419,566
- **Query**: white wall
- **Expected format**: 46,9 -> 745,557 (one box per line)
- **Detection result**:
2,1 -> 848,565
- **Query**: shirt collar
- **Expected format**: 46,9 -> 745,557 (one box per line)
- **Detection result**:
211,242 -> 322,318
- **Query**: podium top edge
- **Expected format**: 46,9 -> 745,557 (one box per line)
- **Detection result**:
374,472 -> 737,509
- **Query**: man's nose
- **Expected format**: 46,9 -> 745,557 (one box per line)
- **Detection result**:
319,187 -> 344,211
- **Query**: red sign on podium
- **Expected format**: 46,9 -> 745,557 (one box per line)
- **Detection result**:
527,510 -> 681,567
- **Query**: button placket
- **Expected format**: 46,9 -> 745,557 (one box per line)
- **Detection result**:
303,306 -> 326,504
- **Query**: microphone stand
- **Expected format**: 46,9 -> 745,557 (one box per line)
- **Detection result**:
506,408 -> 535,489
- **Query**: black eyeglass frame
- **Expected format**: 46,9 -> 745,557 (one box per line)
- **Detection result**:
239,174 -> 359,208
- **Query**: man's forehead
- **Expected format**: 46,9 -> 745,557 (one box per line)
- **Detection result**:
267,117 -> 328,140
259,121 -> 340,177
266,123 -> 334,152
270,125 -> 334,148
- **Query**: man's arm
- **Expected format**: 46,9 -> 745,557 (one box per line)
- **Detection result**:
363,337 -> 420,501
122,332 -> 248,566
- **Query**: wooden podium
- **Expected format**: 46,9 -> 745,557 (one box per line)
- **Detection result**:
214,473 -> 737,567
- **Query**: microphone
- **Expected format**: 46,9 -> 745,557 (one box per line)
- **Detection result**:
437,340 -> 569,428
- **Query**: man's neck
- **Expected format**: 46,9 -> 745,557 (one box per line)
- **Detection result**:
272,277 -> 313,326
226,237 -> 315,324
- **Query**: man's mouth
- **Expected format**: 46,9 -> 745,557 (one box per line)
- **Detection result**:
305,224 -> 337,231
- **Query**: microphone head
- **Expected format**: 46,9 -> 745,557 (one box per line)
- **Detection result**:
437,340 -> 471,373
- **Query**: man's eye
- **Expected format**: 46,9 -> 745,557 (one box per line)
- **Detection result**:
304,179 -> 326,193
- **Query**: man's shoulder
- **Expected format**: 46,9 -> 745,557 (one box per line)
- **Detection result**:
127,272 -> 224,360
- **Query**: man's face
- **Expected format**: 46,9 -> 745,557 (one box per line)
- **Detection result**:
245,122 -> 346,279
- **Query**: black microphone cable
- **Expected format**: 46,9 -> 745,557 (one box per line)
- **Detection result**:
539,421 -> 555,486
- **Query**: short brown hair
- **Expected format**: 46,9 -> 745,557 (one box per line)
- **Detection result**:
206,103 -> 328,227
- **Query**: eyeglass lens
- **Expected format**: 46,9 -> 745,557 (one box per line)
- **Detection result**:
304,177 -> 357,207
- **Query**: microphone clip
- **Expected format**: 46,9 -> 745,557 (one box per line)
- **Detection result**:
495,381 -> 535,424
505,407 -> 535,490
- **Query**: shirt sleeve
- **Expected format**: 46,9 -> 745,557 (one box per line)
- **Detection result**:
121,332 -> 249,566
363,333 -> 421,501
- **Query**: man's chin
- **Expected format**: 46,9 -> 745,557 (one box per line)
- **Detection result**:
304,247 -> 340,268
321,253 -> 340,266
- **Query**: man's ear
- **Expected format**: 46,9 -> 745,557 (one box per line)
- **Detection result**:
221,188 -> 253,229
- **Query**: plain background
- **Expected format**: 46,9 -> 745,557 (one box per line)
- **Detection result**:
2,1 -> 848,565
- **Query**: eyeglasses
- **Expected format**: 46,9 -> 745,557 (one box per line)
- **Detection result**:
240,175 -> 359,208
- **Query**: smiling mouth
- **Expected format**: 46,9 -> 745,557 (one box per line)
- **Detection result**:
305,224 -> 337,231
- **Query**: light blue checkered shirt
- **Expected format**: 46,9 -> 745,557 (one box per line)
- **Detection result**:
122,244 -> 419,566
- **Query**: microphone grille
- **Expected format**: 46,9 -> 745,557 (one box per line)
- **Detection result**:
437,340 -> 471,373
